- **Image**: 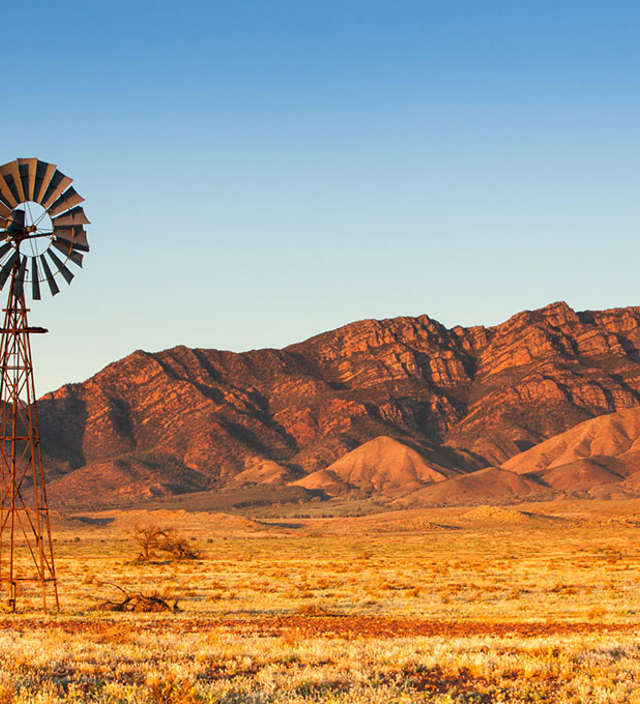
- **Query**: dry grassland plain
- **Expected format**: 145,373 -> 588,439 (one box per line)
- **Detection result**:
2,499 -> 640,703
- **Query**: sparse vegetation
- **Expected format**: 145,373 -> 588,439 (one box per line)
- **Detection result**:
1,498 -> 639,702
132,524 -> 202,562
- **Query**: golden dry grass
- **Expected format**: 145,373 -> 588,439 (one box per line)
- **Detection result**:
1,498 -> 640,702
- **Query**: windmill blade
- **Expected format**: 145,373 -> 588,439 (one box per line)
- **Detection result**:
34,161 -> 56,204
0,160 -> 25,203
52,239 -> 83,268
52,226 -> 89,252
0,250 -> 19,290
12,256 -> 27,297
0,242 -> 13,259
48,187 -> 84,217
39,253 -> 59,296
0,177 -> 15,209
18,158 -> 38,201
0,173 -> 19,208
46,248 -> 74,285
0,217 -> 7,231
51,206 -> 90,227
18,163 -> 29,202
31,257 -> 41,300
8,160 -> 25,202
18,158 -> 38,202
40,170 -> 73,210
67,249 -> 84,268
0,201 -> 11,220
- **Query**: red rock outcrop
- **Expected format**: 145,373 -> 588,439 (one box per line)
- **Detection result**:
37,301 -> 640,506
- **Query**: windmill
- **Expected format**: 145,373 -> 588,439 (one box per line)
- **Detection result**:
0,158 -> 90,611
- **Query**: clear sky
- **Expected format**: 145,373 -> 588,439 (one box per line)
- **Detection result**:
4,1 -> 640,394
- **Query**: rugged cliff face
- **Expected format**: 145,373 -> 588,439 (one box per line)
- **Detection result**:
38,301 -> 640,505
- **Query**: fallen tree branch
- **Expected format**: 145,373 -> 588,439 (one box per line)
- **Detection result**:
94,584 -> 181,613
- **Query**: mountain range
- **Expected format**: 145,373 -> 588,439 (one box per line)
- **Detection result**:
37,300 -> 640,508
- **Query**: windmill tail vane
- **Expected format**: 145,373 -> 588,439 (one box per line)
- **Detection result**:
0,158 -> 90,612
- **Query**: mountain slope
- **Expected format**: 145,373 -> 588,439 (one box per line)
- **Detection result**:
503,406 -> 640,476
37,301 -> 640,506
292,436 -> 448,496
395,467 -> 547,507
535,459 -> 625,491
499,405 -> 640,497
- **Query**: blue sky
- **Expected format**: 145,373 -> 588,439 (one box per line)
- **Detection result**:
4,1 -> 640,393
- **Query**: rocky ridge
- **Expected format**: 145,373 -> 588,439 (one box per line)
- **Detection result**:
38,301 -> 640,507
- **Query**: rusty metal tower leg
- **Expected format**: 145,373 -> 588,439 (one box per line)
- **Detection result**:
0,266 -> 58,612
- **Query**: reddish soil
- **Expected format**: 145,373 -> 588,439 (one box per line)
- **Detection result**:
3,615 -> 637,638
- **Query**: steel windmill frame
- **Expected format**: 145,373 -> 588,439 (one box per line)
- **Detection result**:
0,157 -> 90,611
0,267 -> 58,611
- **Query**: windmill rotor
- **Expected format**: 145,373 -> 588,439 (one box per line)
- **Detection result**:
0,158 -> 90,300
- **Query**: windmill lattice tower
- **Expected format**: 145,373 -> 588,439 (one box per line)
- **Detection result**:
0,158 -> 90,611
